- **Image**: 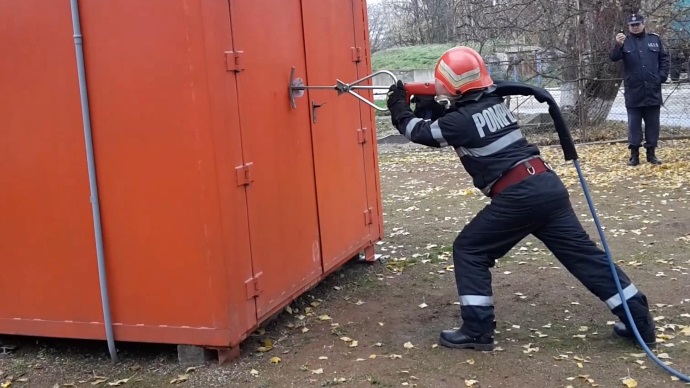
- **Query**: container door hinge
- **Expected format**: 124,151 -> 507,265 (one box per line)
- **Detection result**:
225,50 -> 244,72
236,162 -> 254,186
364,207 -> 374,225
351,47 -> 362,63
245,272 -> 263,299
357,128 -> 368,144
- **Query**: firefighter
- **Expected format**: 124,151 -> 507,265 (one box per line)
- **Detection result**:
610,12 -> 670,166
386,46 -> 656,351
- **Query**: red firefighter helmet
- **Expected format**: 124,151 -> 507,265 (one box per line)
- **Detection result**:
434,46 -> 493,97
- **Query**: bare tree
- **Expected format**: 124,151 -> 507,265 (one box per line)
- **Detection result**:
376,0 -> 690,129
368,2 -> 395,53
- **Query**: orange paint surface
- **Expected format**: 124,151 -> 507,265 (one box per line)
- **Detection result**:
0,0 -> 383,348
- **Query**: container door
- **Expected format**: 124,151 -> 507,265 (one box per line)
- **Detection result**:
229,0 -> 323,319
351,0 -> 385,243
300,0 -> 373,272
75,0 -> 257,341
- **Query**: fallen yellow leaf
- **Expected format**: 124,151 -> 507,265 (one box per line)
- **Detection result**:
523,343 -> 539,354
257,338 -> 273,352
622,377 -> 638,387
107,378 -> 131,387
270,356 -> 281,364
465,379 -> 479,387
170,375 -> 189,384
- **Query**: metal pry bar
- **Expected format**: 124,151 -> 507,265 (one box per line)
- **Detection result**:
289,67 -> 397,111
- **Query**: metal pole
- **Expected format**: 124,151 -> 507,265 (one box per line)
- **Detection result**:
69,0 -> 118,362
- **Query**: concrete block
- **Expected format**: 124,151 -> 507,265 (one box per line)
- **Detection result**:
176,345 -> 215,365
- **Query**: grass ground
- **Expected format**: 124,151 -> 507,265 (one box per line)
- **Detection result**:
370,42 -> 512,71
371,44 -> 461,71
2,137 -> 690,387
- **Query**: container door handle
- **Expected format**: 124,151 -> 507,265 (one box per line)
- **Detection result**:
311,101 -> 326,124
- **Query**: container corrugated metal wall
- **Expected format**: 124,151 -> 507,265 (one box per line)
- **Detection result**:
0,0 -> 383,354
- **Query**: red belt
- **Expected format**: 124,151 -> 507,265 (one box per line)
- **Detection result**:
489,158 -> 552,197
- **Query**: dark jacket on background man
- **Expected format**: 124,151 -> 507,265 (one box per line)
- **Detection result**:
610,31 -> 670,108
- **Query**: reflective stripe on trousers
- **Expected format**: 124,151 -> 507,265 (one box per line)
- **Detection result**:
460,295 -> 494,307
605,284 -> 639,309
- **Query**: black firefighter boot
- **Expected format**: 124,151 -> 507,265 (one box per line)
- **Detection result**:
439,320 -> 496,351
646,147 -> 662,165
613,312 -> 657,349
627,146 -> 640,166
439,329 -> 494,351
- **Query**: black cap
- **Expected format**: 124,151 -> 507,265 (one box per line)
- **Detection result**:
627,13 -> 644,24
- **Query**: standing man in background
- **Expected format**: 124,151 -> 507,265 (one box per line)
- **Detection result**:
610,12 -> 669,166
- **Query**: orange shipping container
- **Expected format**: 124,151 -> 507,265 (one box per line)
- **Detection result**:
0,0 -> 384,361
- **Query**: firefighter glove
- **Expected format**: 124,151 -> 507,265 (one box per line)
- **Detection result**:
386,80 -> 412,126
412,95 -> 446,121
386,80 -> 406,106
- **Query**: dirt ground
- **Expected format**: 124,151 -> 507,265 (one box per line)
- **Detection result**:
2,138 -> 690,387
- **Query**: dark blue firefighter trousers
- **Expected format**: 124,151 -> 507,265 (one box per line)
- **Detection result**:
453,170 -> 651,337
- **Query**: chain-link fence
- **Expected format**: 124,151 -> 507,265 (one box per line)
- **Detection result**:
369,0 -> 690,143
482,44 -> 690,142
373,51 -> 690,143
